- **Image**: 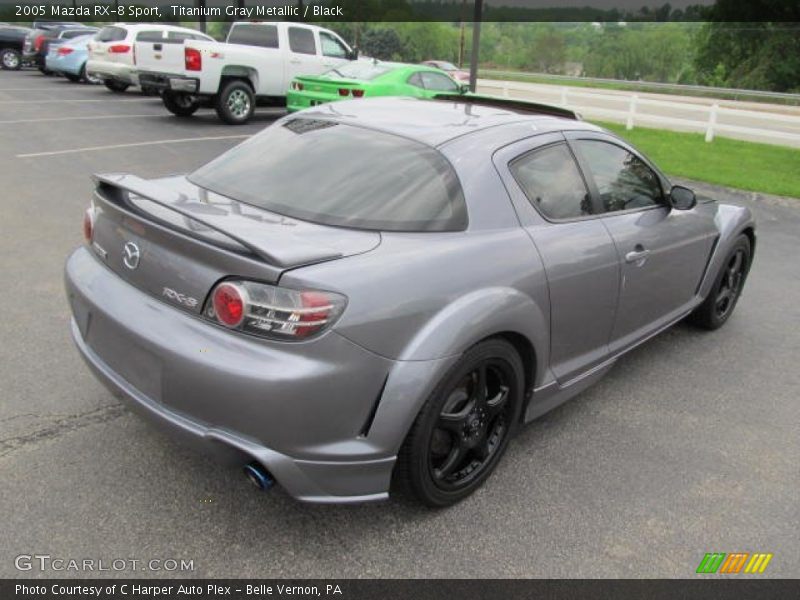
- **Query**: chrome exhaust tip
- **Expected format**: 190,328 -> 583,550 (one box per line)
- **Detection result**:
243,462 -> 274,492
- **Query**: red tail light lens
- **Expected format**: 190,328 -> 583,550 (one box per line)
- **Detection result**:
212,283 -> 245,328
291,81 -> 304,91
185,47 -> 202,71
108,44 -> 130,54
338,88 -> 350,97
205,281 -> 346,340
351,89 -> 365,98
82,208 -> 94,243
57,47 -> 74,56
34,35 -> 45,51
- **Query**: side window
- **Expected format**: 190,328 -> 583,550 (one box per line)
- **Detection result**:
407,72 -> 424,88
510,144 -> 593,220
288,27 -> 316,55
575,140 -> 663,213
227,24 -> 278,49
319,32 -> 347,58
167,31 -> 194,42
419,71 -> 459,92
135,30 -> 163,42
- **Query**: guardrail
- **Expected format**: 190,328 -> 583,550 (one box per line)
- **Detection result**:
480,70 -> 800,105
476,79 -> 800,148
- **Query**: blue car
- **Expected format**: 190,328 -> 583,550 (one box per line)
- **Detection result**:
45,33 -> 99,83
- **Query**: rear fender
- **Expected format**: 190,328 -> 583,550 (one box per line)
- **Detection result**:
220,65 -> 258,91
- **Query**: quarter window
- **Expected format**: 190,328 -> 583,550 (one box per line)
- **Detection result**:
288,27 -> 316,55
575,140 -> 663,213
510,144 -> 592,220
320,32 -> 347,58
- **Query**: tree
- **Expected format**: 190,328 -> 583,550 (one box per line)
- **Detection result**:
531,29 -> 567,74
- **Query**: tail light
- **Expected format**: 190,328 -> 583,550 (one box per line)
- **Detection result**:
338,88 -> 350,97
108,44 -> 131,54
83,208 -> 94,243
205,280 -> 346,341
291,81 -> 304,91
185,47 -> 202,71
351,89 -> 365,98
57,47 -> 74,56
34,34 -> 45,52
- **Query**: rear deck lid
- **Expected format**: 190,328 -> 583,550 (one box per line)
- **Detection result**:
89,173 -> 381,315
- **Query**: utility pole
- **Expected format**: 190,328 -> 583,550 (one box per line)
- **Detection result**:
468,0 -> 483,93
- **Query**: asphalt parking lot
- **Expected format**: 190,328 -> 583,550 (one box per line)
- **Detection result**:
1,69 -> 798,579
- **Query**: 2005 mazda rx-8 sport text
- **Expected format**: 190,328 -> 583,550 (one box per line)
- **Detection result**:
65,97 -> 755,507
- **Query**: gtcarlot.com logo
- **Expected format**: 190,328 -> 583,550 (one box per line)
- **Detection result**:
15,554 -> 195,572
696,552 -> 773,574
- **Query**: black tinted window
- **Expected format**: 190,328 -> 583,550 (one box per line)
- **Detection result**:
576,140 -> 663,213
227,24 -> 278,49
407,72 -> 423,88
510,144 -> 592,220
135,30 -> 162,42
62,29 -> 93,39
96,26 -> 127,42
420,71 -> 458,92
288,27 -> 316,55
190,119 -> 467,232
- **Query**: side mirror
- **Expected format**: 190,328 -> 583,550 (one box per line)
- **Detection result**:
347,47 -> 359,61
458,83 -> 470,95
669,185 -> 696,210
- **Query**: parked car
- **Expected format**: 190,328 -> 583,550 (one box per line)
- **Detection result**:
24,26 -> 98,74
86,23 -> 213,93
137,21 -> 357,124
287,61 -> 466,112
65,96 -> 755,507
421,60 -> 470,82
45,33 -> 101,83
0,25 -> 31,70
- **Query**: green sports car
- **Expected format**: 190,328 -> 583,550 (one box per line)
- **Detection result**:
286,61 -> 468,112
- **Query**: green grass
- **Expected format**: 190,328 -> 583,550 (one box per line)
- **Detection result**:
594,121 -> 800,199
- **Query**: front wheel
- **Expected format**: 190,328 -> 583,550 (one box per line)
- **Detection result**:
215,80 -> 255,125
688,234 -> 751,330
1,48 -> 22,71
393,338 -> 524,507
162,91 -> 200,117
104,80 -> 130,93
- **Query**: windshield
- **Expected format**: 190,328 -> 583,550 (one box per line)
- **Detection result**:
189,119 -> 467,232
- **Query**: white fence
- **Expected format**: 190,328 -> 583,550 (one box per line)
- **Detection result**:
476,79 -> 800,148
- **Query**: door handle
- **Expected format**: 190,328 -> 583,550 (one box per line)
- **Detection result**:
289,59 -> 301,65
625,245 -> 651,264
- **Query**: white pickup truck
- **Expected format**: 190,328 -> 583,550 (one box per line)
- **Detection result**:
137,21 -> 357,124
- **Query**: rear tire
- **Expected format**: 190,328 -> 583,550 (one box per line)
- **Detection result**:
688,234 -> 751,330
104,80 -> 130,93
393,338 -> 524,507
81,64 -> 101,84
215,80 -> 255,125
1,48 -> 22,71
162,91 -> 200,118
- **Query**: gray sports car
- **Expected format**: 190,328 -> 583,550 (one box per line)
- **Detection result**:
65,97 -> 755,507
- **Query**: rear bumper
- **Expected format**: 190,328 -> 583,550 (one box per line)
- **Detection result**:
64,246 -> 404,503
45,54 -> 83,76
86,59 -> 137,85
139,71 -> 199,94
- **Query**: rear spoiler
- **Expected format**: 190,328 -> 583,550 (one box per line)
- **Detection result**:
432,94 -> 580,120
92,173 -> 344,268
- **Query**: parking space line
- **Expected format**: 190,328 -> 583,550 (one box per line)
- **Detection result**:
0,98 -> 150,104
17,135 -> 251,158
0,114 -> 164,125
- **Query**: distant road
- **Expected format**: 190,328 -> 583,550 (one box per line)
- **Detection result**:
476,78 -> 800,148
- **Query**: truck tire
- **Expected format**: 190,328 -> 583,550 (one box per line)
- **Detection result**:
163,91 -> 200,118
1,48 -> 22,71
215,80 -> 255,125
104,80 -> 130,93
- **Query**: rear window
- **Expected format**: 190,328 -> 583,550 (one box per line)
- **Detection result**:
189,119 -> 467,232
227,24 -> 278,49
96,26 -> 127,42
329,62 -> 394,81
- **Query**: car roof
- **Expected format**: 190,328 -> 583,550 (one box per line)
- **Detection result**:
297,97 -> 602,147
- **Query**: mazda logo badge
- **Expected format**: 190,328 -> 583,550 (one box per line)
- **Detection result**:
123,241 -> 141,270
